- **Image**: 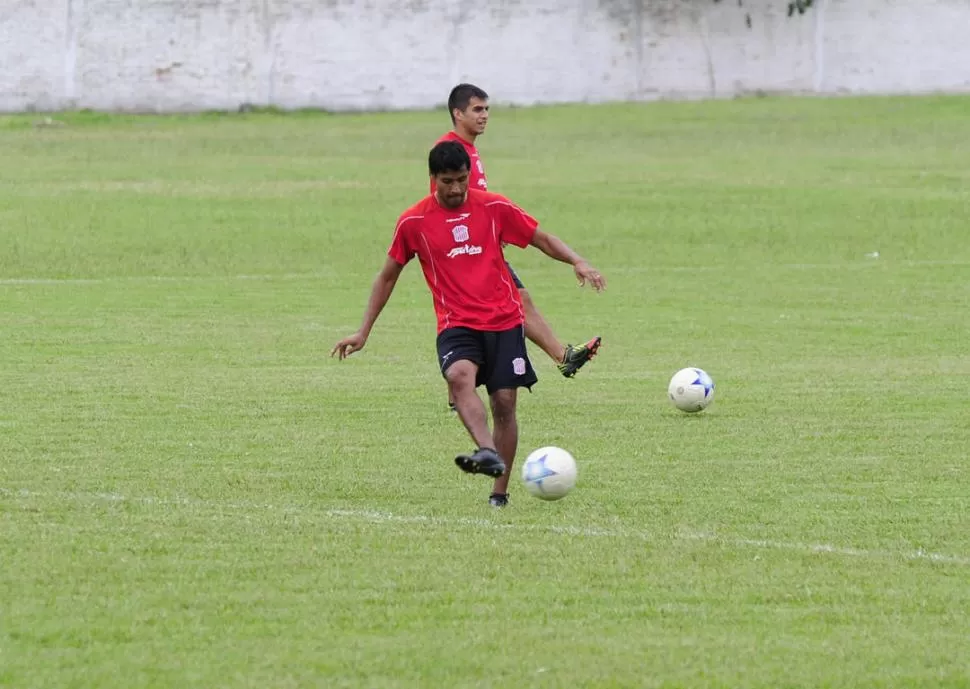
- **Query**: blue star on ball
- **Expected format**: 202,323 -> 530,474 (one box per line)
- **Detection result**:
692,369 -> 714,397
525,454 -> 559,484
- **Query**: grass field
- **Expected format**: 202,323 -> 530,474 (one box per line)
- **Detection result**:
2,95 -> 970,688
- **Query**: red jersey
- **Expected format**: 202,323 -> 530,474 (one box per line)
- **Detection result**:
388,190 -> 538,333
430,131 -> 488,194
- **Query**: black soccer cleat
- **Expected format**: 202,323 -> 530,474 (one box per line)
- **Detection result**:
455,447 -> 506,478
558,336 -> 602,378
488,492 -> 509,508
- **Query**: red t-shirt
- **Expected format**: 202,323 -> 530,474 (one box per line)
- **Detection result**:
388,190 -> 538,333
430,131 -> 488,194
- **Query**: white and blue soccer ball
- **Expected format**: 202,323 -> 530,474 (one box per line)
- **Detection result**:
668,367 -> 715,413
521,446 -> 577,501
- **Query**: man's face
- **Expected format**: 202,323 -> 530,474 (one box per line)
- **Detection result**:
433,168 -> 470,208
454,97 -> 489,136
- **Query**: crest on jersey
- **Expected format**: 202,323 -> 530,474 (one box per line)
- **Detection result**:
452,224 -> 469,242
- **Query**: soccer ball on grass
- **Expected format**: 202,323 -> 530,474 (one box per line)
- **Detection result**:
521,446 -> 577,501
668,367 -> 715,413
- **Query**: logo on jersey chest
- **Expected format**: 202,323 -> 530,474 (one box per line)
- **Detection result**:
445,222 -> 481,259
451,224 -> 469,243
447,244 -> 483,259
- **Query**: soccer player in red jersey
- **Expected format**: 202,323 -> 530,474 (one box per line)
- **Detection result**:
435,84 -> 602,389
332,141 -> 606,507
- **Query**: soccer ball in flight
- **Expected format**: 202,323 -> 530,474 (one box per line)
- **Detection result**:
668,367 -> 715,413
521,446 -> 577,501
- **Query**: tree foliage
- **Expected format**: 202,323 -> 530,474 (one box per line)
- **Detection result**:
712,0 -> 815,18
786,0 -> 815,16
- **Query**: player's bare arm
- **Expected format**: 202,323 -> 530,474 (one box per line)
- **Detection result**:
331,256 -> 405,360
529,229 -> 607,292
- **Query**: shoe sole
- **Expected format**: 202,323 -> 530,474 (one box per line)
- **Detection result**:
455,455 -> 505,478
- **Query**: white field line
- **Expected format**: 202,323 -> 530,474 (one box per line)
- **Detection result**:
4,487 -> 969,567
2,259 -> 970,286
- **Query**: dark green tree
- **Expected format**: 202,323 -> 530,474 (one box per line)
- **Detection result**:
786,0 -> 815,16
713,0 -> 815,18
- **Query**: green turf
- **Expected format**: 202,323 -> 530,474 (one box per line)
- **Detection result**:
2,95 -> 970,688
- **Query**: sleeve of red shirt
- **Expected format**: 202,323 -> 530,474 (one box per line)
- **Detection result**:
491,195 -> 539,248
387,215 -> 416,265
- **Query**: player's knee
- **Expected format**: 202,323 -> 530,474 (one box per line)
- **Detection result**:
445,360 -> 476,387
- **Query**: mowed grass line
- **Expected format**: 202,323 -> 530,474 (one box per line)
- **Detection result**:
2,96 -> 970,687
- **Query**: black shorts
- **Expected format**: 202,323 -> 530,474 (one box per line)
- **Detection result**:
436,326 -> 537,395
505,261 -> 525,289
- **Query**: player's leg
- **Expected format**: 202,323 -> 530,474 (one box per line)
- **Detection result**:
508,262 -> 601,378
483,325 -> 538,507
520,287 -> 567,363
445,360 -> 493,449
488,388 -> 518,501
438,327 -> 504,477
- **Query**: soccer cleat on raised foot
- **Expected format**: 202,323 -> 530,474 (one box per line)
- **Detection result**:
454,447 -> 506,478
558,336 -> 602,378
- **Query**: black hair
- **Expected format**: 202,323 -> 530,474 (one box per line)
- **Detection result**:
447,83 -> 489,124
428,141 -> 471,176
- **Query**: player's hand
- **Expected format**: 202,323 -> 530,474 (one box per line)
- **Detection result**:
331,332 -> 367,360
574,261 -> 606,292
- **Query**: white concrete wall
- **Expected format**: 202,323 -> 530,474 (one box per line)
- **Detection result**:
1,0 -> 969,113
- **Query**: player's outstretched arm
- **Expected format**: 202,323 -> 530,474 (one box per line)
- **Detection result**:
529,229 -> 606,292
331,256 -> 405,360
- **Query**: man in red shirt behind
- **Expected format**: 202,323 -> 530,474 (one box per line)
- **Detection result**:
332,141 -> 606,507
434,84 -> 602,393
